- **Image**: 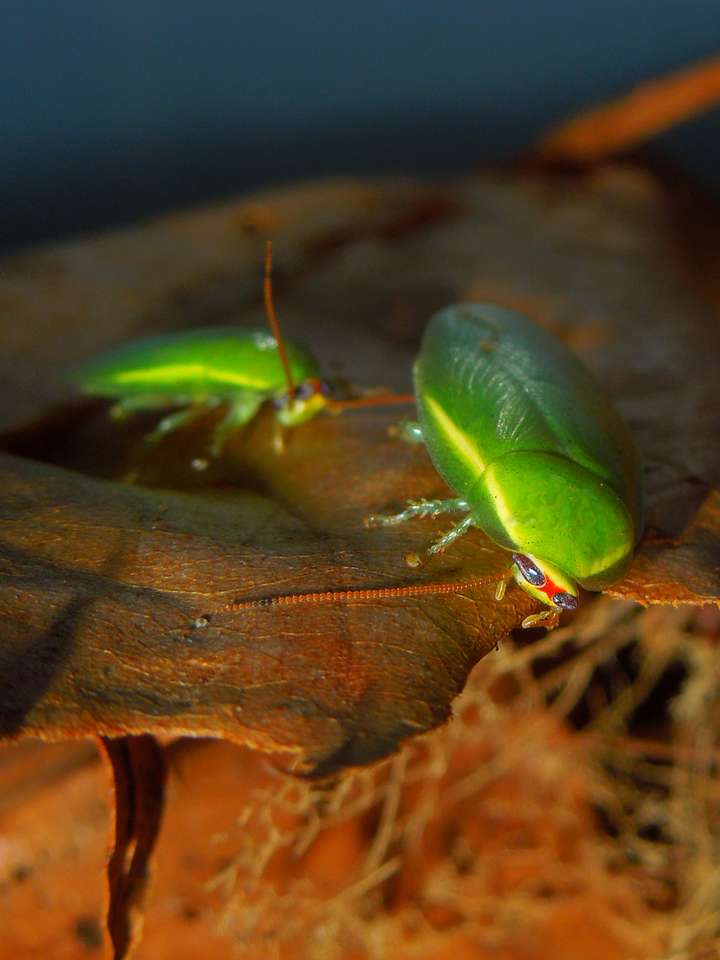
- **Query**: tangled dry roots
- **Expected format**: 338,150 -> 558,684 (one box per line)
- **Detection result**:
211,598 -> 720,959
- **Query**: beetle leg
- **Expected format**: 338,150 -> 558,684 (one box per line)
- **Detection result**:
109,395 -> 179,421
272,422 -> 287,455
389,420 -> 424,444
365,497 -> 469,528
521,609 -> 559,630
208,395 -> 264,456
426,514 -> 475,555
144,403 -> 213,448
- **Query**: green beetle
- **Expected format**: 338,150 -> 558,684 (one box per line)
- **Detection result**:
225,303 -> 643,630
70,243 -> 331,455
365,303 -> 644,627
73,326 -> 331,454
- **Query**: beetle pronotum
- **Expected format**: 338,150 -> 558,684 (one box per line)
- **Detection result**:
224,303 -> 643,629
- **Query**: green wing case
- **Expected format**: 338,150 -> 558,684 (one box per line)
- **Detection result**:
415,304 -> 643,588
72,326 -> 319,399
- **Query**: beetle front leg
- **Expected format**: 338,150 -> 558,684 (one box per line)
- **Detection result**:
521,609 -> 560,630
208,395 -> 263,456
495,576 -> 508,601
364,497 -> 470,529
144,401 -> 219,449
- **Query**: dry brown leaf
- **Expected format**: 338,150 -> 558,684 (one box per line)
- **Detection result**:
1,166 -> 719,775
0,408 -> 524,777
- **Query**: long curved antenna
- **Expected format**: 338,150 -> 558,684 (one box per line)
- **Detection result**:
222,570 -> 508,610
264,240 -> 296,399
329,392 -> 415,412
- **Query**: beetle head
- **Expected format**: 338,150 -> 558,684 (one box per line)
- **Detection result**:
511,553 -> 579,612
274,378 -> 331,426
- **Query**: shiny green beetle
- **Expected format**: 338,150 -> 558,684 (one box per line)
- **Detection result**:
73,326 -> 329,454
70,243 -> 330,455
367,303 -> 644,627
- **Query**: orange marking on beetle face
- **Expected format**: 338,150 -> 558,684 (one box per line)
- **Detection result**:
535,571 -> 565,605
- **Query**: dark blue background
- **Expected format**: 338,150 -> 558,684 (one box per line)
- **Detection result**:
4,3 -> 720,252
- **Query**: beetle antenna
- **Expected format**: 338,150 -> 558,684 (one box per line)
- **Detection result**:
221,571 -> 508,610
264,240 -> 296,399
329,392 -> 415,412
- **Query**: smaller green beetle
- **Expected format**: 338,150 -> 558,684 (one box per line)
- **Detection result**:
70,243 -> 332,456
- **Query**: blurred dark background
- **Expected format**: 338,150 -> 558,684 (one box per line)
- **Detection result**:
4,2 -> 720,254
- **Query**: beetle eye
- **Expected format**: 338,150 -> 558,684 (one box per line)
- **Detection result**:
296,381 -> 314,400
294,379 -> 331,401
552,592 -> 578,611
512,553 -> 546,587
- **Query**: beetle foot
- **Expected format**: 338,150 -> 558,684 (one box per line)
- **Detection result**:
521,609 -> 559,630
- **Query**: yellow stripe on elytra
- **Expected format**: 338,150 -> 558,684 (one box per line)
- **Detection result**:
423,394 -> 487,475
482,467 -> 521,542
422,394 -> 529,553
112,364 -> 270,390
